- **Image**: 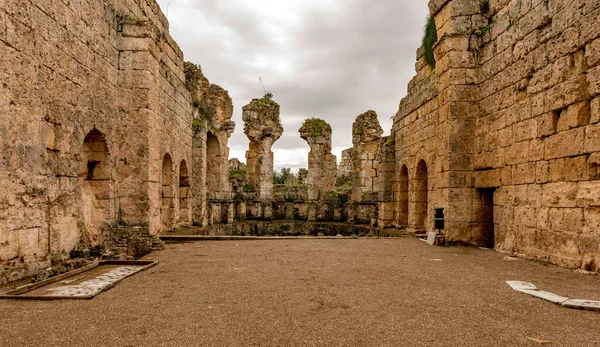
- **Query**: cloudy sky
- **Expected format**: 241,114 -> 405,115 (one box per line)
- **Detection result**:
156,0 -> 429,171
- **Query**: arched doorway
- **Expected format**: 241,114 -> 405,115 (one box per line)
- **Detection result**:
80,128 -> 113,246
178,160 -> 191,225
398,165 -> 409,227
161,154 -> 174,231
206,132 -> 220,199
415,160 -> 428,232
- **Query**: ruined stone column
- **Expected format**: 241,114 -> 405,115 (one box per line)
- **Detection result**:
351,111 -> 383,203
243,97 -> 283,201
299,119 -> 337,201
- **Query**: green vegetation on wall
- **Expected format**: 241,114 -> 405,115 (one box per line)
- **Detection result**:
303,118 -> 328,137
191,99 -> 217,132
193,99 -> 216,121
256,94 -> 278,108
422,15 -> 438,68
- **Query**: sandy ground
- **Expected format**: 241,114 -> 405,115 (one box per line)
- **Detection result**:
1,238 -> 599,347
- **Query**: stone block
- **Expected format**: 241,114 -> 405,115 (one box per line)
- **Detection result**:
589,65 -> 600,97
538,112 -> 559,137
580,8 -> 600,44
545,76 -> 588,112
576,181 -> 600,206
564,156 -> 588,181
586,38 -> 600,67
543,182 -> 579,208
591,97 -> 600,124
557,101 -> 591,131
512,163 -> 536,185
549,159 -> 565,182
584,123 -> 600,152
474,169 -> 502,188
544,128 -> 585,160
546,27 -> 579,62
548,208 -> 565,231
514,206 -> 537,228
117,37 -> 157,56
583,206 -> 600,233
563,208 -> 584,233
536,161 -> 549,184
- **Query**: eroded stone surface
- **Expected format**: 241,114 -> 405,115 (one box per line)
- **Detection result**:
389,0 -> 600,270
0,1 -> 233,283
299,119 -> 337,201
243,97 -> 283,203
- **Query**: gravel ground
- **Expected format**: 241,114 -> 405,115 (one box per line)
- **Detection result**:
1,239 -> 599,346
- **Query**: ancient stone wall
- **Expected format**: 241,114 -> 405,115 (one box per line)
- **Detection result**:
0,0 -> 232,283
186,63 -> 235,226
393,0 -> 600,270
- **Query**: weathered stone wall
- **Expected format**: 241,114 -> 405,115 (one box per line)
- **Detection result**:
243,97 -> 283,202
0,0 -> 231,283
299,118 -> 337,201
186,63 -> 235,226
351,111 -> 384,202
336,148 -> 354,185
393,0 -> 600,270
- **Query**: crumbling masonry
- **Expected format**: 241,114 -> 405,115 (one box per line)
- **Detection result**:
0,0 -> 234,283
1,0 -> 600,283
387,0 -> 600,271
299,119 -> 337,201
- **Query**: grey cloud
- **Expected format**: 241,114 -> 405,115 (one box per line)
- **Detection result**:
158,0 -> 429,171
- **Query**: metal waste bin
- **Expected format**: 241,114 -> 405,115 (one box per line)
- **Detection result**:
434,207 -> 445,231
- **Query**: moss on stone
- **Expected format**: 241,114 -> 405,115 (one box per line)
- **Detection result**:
192,118 -> 203,131
193,99 -> 216,121
301,118 -> 329,137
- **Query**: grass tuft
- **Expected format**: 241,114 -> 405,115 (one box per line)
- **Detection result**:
422,15 -> 438,68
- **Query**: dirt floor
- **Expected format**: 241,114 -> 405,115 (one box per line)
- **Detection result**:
1,238 -> 599,346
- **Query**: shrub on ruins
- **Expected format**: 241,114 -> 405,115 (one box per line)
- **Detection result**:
193,99 -> 216,121
255,96 -> 278,108
273,167 -> 292,185
301,118 -> 330,137
422,15 -> 438,68
230,168 -> 245,179
192,118 -> 204,132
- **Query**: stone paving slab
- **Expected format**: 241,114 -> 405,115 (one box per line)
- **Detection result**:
506,281 -> 538,291
518,289 -> 569,304
0,260 -> 158,300
45,266 -> 142,298
507,281 -> 600,312
561,299 -> 600,312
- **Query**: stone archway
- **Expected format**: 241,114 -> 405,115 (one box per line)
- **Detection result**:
414,160 -> 428,232
178,160 -> 191,226
80,128 -> 113,246
161,154 -> 174,231
398,165 -> 409,227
